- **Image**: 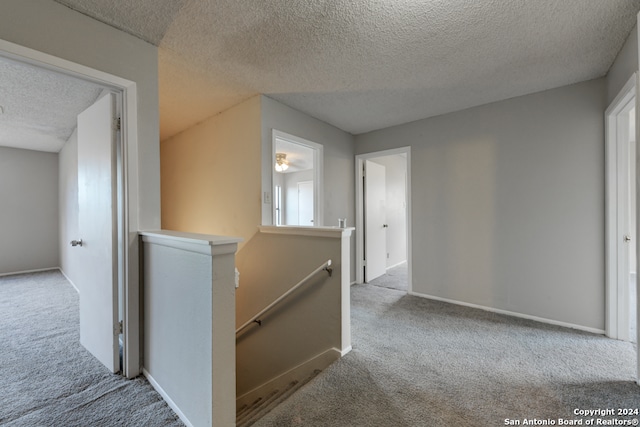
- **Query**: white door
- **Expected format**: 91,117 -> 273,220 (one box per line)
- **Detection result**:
298,180 -> 314,225
616,101 -> 636,342
76,93 -> 120,373
627,107 -> 637,344
365,160 -> 387,282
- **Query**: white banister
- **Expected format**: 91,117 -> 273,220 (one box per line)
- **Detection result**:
140,230 -> 241,427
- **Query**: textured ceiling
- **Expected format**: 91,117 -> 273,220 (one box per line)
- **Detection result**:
0,56 -> 103,152
48,0 -> 640,140
275,137 -> 314,173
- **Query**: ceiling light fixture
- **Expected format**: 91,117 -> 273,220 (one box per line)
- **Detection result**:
275,152 -> 289,172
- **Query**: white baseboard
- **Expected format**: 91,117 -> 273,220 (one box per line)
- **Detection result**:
340,345 -> 352,356
236,347 -> 341,409
386,260 -> 407,270
0,267 -> 59,277
143,369 -> 193,427
58,268 -> 80,294
408,291 -> 605,335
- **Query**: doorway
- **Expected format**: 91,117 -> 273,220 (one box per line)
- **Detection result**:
605,73 -> 637,344
356,147 -> 411,292
272,130 -> 323,226
0,39 -> 138,376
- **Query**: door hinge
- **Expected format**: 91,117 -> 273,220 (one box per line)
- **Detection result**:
118,320 -> 123,335
115,117 -> 121,131
362,260 -> 367,266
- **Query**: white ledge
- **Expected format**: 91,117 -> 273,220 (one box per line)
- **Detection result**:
259,225 -> 354,238
140,230 -> 242,256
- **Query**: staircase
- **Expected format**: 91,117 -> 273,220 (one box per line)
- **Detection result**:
236,370 -> 321,427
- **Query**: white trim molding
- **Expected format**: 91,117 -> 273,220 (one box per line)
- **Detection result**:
0,267 -> 59,277
604,72 -> 637,340
355,147 -> 412,292
259,225 -> 354,239
143,369 -> 194,427
409,291 -> 606,335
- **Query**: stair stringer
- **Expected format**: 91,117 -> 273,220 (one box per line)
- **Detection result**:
236,347 -> 340,410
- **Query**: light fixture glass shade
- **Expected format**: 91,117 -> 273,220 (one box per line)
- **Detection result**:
275,153 -> 289,172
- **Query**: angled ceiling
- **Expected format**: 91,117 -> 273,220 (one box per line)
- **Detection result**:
46,0 -> 640,141
0,56 -> 103,152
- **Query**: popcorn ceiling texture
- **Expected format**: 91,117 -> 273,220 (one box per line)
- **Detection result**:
46,1 -> 640,139
0,57 -> 102,152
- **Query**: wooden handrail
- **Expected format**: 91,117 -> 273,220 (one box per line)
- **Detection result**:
235,259 -> 333,335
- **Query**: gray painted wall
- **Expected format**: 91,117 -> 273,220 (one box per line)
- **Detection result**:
356,79 -> 606,331
0,0 -> 161,232
236,228 -> 350,397
261,96 -> 357,280
607,24 -> 638,105
0,147 -> 59,274
58,129 -> 80,289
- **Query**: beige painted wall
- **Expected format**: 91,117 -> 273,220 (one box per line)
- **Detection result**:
161,96 -> 262,247
236,228 -> 350,397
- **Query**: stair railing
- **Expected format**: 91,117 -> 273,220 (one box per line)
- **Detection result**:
236,259 -> 333,335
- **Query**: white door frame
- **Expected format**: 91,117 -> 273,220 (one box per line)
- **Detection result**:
0,38 -> 140,377
355,147 -> 412,290
605,72 -> 637,341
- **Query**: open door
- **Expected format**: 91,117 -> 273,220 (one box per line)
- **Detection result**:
606,75 -> 637,343
365,160 -> 387,282
75,93 -> 120,373
298,180 -> 314,225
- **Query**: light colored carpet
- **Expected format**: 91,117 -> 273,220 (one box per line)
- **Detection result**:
368,262 -> 408,292
254,283 -> 639,427
0,270 -> 184,427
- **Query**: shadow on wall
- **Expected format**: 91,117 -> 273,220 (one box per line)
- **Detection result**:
235,230 -> 345,397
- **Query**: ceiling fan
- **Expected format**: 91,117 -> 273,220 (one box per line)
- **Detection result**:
275,152 -> 290,172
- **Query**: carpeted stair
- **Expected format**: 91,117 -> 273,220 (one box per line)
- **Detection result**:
236,370 -> 321,427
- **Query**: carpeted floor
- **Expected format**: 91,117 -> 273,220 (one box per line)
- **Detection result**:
368,262 -> 408,292
0,270 -> 184,427
254,283 -> 639,427
4,269 -> 638,427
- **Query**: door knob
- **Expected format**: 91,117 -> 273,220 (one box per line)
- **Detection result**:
624,235 -> 632,243
70,239 -> 83,247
